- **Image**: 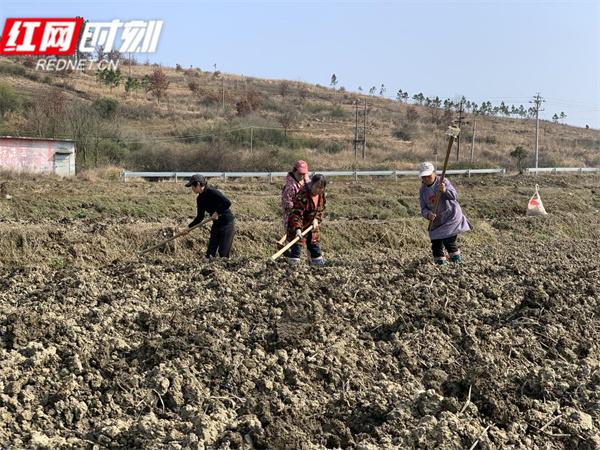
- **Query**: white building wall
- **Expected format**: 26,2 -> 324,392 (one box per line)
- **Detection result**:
0,138 -> 76,176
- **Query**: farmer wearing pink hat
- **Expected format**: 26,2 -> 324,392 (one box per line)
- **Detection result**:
281,160 -> 310,230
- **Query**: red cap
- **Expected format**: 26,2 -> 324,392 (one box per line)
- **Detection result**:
294,160 -> 308,174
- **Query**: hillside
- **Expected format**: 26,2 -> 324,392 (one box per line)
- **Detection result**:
0,57 -> 599,172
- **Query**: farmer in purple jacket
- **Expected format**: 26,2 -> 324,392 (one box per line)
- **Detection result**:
419,162 -> 471,265
281,160 -> 310,230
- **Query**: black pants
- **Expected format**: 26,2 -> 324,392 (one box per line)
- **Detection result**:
289,231 -> 322,259
207,217 -> 235,258
431,235 -> 458,258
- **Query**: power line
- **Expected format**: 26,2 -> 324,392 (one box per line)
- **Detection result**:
543,97 -> 600,106
544,102 -> 600,112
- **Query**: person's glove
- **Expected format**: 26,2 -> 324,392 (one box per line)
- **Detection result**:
295,228 -> 302,238
312,219 -> 319,230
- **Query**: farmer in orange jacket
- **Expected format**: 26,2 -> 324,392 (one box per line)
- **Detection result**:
287,173 -> 327,265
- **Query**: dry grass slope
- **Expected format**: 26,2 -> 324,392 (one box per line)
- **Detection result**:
1,57 -> 599,172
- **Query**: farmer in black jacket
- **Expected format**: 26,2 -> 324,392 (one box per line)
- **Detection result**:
183,174 -> 235,258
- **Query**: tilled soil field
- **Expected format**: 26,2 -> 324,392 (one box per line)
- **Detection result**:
0,175 -> 599,449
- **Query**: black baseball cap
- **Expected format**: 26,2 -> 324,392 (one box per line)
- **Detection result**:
185,174 -> 206,187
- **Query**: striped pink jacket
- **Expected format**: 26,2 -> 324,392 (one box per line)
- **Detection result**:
281,173 -> 309,227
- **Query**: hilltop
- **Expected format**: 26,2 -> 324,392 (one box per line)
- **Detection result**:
0,57 -> 599,172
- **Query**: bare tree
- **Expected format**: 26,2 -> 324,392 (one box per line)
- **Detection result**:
95,45 -> 105,62
147,68 -> 170,101
235,88 -> 263,116
510,146 -> 528,174
278,104 -> 299,135
298,84 -> 308,101
279,80 -> 290,97
188,79 -> 200,95
106,49 -> 121,62
26,88 -> 68,137
66,102 -> 101,167
245,87 -> 263,110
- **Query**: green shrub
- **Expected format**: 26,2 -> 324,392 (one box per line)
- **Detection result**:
476,135 -> 497,144
124,77 -> 142,96
24,72 -> 40,82
93,97 -> 119,119
262,98 -> 284,113
303,101 -> 329,114
392,129 -> 412,141
127,142 -> 240,171
96,139 -> 129,163
577,138 -> 600,150
0,83 -> 22,119
330,105 -> 346,118
321,141 -> 345,154
246,127 -> 288,146
169,126 -> 214,144
294,136 -> 321,149
120,103 -> 157,120
0,63 -> 26,76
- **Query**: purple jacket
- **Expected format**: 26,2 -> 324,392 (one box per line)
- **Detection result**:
281,173 -> 310,227
420,176 -> 472,240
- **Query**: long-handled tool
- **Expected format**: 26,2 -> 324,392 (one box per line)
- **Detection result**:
139,218 -> 211,255
428,125 -> 461,231
270,225 -> 313,261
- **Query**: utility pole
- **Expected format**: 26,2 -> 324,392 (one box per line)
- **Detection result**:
362,99 -> 367,159
353,100 -> 359,159
470,120 -> 476,164
454,100 -> 466,161
353,99 -> 367,159
222,77 -> 225,114
530,93 -> 545,174
250,126 -> 253,154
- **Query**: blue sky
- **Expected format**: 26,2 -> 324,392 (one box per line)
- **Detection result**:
1,0 -> 599,128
